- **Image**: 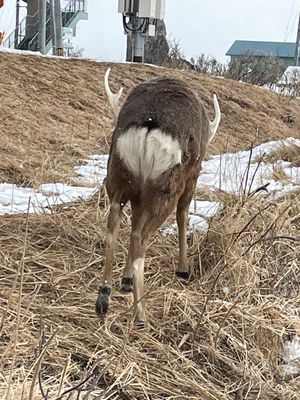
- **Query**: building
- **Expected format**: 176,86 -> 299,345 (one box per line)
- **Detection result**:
226,40 -> 297,67
3,0 -> 88,54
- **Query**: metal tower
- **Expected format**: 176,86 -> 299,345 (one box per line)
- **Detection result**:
3,0 -> 88,55
118,0 -> 166,62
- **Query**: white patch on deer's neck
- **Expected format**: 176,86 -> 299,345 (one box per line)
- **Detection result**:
116,127 -> 182,183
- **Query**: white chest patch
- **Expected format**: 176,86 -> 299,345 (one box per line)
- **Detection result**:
116,127 -> 182,183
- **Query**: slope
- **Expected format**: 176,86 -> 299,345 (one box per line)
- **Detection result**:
0,50 -> 299,187
1,50 -> 300,400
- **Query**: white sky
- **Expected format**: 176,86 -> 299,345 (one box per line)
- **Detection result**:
0,0 -> 299,62
72,0 -> 300,62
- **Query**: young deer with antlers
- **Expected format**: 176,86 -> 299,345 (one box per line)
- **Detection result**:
96,68 -> 221,328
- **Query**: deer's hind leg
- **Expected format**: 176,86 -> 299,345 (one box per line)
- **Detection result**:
176,176 -> 198,279
131,198 -> 177,327
96,191 -> 124,315
120,203 -> 144,293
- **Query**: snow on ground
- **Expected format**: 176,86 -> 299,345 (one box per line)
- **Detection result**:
0,138 -> 299,233
0,182 -> 96,215
74,154 -> 108,185
198,137 -> 300,197
0,47 -> 61,59
162,200 -> 221,236
278,66 -> 300,85
0,47 -> 163,69
281,336 -> 300,381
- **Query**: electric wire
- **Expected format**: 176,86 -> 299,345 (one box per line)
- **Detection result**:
284,0 -> 298,41
284,0 -> 296,40
122,15 -> 149,35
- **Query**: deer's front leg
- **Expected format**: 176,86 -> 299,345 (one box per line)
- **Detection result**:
120,240 -> 133,292
176,206 -> 189,279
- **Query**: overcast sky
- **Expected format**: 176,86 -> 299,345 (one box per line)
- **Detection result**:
70,0 -> 300,62
0,0 -> 299,62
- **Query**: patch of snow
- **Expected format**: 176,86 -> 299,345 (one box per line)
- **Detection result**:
0,139 -> 299,236
188,199 -> 220,217
161,216 -> 208,236
74,155 -> 108,185
162,200 -> 221,235
198,137 -> 300,197
222,287 -> 231,295
278,66 -> 300,85
281,336 -> 300,381
0,47 -> 61,59
0,48 -> 164,69
188,215 -> 209,232
0,183 -> 96,215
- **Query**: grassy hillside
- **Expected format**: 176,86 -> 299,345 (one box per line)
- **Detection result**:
0,51 -> 300,399
0,50 -> 299,187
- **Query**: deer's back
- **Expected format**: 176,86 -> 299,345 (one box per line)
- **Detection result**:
106,77 -> 210,204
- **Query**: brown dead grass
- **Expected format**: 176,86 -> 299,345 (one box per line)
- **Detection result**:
262,143 -> 300,168
0,51 -> 300,187
1,51 -> 300,399
0,189 -> 300,399
271,164 -> 291,182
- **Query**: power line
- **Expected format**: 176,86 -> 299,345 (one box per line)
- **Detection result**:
284,0 -> 297,41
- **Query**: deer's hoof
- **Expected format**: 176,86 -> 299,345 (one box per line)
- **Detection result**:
95,286 -> 111,315
135,320 -> 149,330
176,270 -> 189,280
120,277 -> 133,293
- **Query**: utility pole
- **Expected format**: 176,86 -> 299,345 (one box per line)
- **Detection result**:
49,0 -> 57,54
14,0 -> 20,48
132,16 -> 145,62
295,12 -> 300,66
54,0 -> 64,56
38,0 -> 46,54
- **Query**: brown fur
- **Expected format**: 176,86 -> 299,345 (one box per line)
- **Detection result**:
96,75 -> 218,327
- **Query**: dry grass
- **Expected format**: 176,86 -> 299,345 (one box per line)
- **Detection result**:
1,51 -> 300,399
271,164 -> 291,182
261,143 -> 300,168
0,188 -> 299,399
1,51 -> 300,187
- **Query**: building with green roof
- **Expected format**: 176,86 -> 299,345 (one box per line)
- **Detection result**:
226,40 -> 297,67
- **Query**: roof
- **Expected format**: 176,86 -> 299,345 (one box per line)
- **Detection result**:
226,40 -> 296,59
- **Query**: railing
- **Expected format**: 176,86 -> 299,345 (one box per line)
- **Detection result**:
3,0 -> 87,51
62,0 -> 87,26
3,15 -> 27,49
3,9 -> 39,49
28,2 -> 51,51
64,0 -> 87,13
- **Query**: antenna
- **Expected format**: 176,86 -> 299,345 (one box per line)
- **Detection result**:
118,0 -> 166,63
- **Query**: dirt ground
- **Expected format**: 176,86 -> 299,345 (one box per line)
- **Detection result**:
0,51 -> 299,187
0,51 -> 300,399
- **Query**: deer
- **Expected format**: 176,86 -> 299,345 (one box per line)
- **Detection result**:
96,68 -> 221,328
